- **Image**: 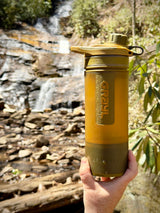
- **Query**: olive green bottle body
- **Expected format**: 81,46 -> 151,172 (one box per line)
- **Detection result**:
85,56 -> 129,177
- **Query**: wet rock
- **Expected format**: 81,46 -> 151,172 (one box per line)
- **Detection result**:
59,109 -> 68,115
72,106 -> 85,117
7,135 -> 21,143
35,135 -> 50,147
52,152 -> 66,163
0,166 -> 13,177
47,75 -> 84,110
5,111 -> 25,126
0,111 -> 10,119
43,125 -> 55,131
21,139 -> 35,146
65,147 -> 77,159
33,52 -> 60,78
7,147 -> 20,155
3,105 -> 16,114
18,149 -> 32,158
6,133 -> 16,138
10,111 -> 25,120
64,123 -> 81,136
8,155 -> 19,162
32,165 -> 48,173
0,137 -> 8,145
2,173 -> 14,182
58,159 -> 70,166
32,150 -> 50,160
11,162 -> 32,172
52,133 -> 64,141
13,127 -> 23,134
26,113 -> 50,127
46,153 -> 59,161
25,122 -> 37,129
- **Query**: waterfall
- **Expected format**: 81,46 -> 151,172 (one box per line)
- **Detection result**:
32,0 -> 84,112
33,79 -> 55,112
34,0 -> 72,36
34,0 -> 73,54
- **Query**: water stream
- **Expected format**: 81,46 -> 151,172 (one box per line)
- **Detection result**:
33,79 -> 56,112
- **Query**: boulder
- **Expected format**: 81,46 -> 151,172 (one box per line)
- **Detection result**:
18,150 -> 32,158
64,123 -> 81,136
32,150 -> 50,160
35,135 -> 50,147
26,113 -> 50,127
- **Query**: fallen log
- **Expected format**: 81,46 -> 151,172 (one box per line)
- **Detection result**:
0,170 -> 79,201
0,182 -> 83,213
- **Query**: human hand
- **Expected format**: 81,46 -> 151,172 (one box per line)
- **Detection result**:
79,150 -> 138,213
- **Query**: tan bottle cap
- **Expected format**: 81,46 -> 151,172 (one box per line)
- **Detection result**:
109,33 -> 128,46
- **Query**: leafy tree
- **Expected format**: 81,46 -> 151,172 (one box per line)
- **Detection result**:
0,0 -> 52,29
71,0 -> 100,38
129,43 -> 160,175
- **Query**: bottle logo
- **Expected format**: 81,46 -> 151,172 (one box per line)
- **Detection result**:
96,72 -> 114,125
100,81 -> 109,118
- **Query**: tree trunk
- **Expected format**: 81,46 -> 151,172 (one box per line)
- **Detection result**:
132,0 -> 136,45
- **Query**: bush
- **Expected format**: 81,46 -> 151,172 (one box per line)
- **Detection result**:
129,42 -> 160,175
0,0 -> 52,29
71,0 -> 100,38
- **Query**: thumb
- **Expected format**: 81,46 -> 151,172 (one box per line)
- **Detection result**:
79,157 -> 95,189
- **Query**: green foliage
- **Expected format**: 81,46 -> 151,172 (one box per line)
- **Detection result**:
137,3 -> 160,37
12,169 -> 22,175
129,42 -> 160,175
0,0 -> 52,29
71,0 -> 100,38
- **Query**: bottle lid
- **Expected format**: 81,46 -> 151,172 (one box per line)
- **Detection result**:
71,33 -> 143,57
109,33 -> 128,46
71,33 -> 132,56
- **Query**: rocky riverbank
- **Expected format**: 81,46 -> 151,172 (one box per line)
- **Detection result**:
0,23 -> 84,111
0,99 -> 160,213
0,99 -> 85,212
0,100 -> 85,183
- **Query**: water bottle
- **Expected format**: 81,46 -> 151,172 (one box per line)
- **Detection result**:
71,34 -> 143,177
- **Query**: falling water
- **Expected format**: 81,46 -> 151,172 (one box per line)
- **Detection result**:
34,0 -> 72,54
33,0 -> 84,111
33,79 -> 56,112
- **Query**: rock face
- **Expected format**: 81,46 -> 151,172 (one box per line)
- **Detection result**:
116,169 -> 160,213
0,23 -> 84,111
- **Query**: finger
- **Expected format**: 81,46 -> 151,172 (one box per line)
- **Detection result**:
120,150 -> 138,183
79,157 -> 95,189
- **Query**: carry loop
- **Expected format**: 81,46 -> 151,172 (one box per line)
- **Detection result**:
128,46 -> 144,56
